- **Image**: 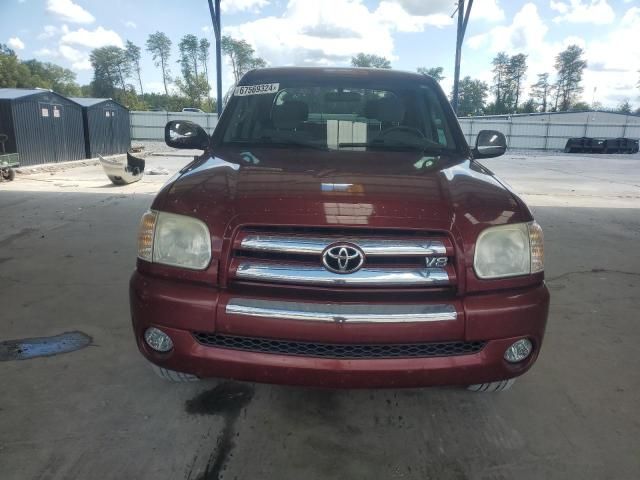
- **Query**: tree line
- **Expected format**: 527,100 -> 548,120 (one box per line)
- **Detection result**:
351,47 -> 638,116
0,43 -> 84,97
1,36 -> 637,115
0,32 -> 267,112
88,32 -> 266,112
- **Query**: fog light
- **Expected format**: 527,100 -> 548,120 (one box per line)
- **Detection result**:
504,338 -> 532,363
144,327 -> 173,352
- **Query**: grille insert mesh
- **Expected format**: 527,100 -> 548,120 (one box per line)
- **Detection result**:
193,332 -> 485,359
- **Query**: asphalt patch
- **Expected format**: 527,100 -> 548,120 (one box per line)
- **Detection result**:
186,382 -> 254,480
0,331 -> 92,361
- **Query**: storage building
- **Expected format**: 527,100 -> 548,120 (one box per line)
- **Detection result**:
69,97 -> 130,158
0,88 -> 85,166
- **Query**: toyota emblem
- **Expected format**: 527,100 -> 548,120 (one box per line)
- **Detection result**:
322,243 -> 365,274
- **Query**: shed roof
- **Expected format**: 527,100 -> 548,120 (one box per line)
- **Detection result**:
68,97 -> 128,110
0,88 -> 52,100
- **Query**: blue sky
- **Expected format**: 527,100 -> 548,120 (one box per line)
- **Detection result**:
2,0 -> 639,107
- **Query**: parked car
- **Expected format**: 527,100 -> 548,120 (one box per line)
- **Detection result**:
130,67 -> 549,391
181,107 -> 205,113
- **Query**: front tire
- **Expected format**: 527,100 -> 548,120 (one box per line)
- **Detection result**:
467,379 -> 515,392
150,364 -> 200,382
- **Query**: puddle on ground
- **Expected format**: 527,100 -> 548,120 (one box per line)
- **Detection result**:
0,331 -> 92,361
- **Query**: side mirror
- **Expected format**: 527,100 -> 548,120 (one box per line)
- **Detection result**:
165,120 -> 210,150
473,130 -> 507,159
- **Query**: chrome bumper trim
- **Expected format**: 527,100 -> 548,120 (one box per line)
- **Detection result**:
234,262 -> 449,286
226,298 -> 457,323
240,235 -> 447,256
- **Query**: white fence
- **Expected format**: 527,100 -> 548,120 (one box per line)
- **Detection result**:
130,111 -> 218,141
128,110 -> 640,151
458,114 -> 640,151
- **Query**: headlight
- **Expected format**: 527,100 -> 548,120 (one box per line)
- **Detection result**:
136,210 -> 211,270
474,221 -> 544,279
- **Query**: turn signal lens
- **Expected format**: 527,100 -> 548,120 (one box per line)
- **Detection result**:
137,210 -> 157,261
528,221 -> 544,273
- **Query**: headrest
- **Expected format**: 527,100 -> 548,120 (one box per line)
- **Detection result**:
272,101 -> 309,129
364,96 -> 405,124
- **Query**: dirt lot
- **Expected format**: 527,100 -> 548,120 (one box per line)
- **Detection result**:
1,151 -> 639,480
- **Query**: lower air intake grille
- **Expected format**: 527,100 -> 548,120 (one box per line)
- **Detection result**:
193,332 -> 485,359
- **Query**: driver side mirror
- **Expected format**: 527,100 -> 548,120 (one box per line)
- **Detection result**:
165,120 -> 210,150
473,130 -> 507,159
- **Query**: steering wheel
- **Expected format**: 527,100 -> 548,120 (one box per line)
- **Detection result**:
376,125 -> 425,140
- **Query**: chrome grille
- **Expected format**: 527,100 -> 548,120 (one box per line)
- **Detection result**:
226,298 -> 458,323
193,332 -> 485,359
235,262 -> 449,287
240,235 -> 447,256
230,229 -> 455,289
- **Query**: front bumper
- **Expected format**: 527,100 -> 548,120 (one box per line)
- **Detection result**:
130,272 -> 549,388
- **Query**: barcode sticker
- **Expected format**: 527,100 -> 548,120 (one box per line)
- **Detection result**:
234,83 -> 279,96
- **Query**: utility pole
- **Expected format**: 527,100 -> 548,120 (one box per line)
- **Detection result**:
207,0 -> 223,116
451,0 -> 473,115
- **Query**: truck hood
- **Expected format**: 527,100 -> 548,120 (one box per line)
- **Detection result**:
156,147 -> 529,248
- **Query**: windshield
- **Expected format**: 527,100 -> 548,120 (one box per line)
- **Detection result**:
218,81 -> 460,153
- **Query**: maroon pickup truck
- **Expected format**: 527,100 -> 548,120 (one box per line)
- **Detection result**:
130,67 -> 549,391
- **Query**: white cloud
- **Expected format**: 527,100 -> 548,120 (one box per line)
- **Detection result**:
38,25 -> 61,39
59,44 -> 91,70
61,26 -> 124,48
224,0 -> 454,69
376,2 -> 453,32
550,0 -> 615,25
384,0 -> 452,16
46,0 -> 95,24
473,0 -> 506,22
549,0 -> 568,14
222,0 -> 269,14
35,47 -> 60,57
8,37 -> 25,50
468,3 -> 640,107
124,20 -> 136,29
389,0 -> 504,22
467,3 -> 548,53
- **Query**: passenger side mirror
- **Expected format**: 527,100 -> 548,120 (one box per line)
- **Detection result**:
165,120 -> 210,150
473,130 -> 507,159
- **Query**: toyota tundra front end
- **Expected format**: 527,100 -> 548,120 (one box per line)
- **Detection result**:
130,67 -> 549,390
